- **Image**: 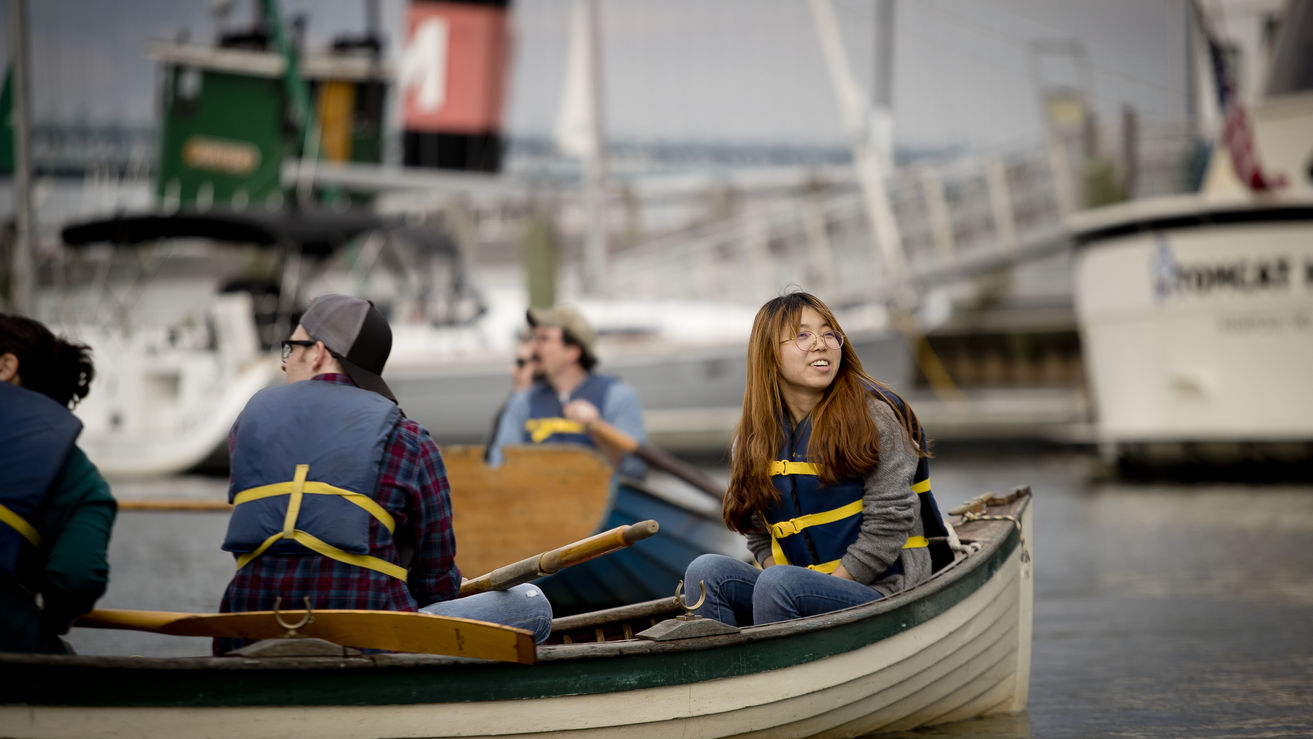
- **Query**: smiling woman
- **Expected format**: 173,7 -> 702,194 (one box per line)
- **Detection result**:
685,291 -> 952,628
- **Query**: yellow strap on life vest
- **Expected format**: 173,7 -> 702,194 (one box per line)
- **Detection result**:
283,464 -> 309,540
769,533 -> 789,568
234,529 -> 409,581
768,499 -> 864,539
233,477 -> 396,534
768,460 -> 820,476
770,460 -> 930,496
230,464 -> 405,581
0,502 -> 41,548
524,417 -> 587,443
770,535 -> 930,571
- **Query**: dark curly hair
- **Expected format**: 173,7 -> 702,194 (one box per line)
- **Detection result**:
0,314 -> 96,409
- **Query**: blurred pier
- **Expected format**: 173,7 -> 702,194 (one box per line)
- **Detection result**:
8,114 -> 1195,456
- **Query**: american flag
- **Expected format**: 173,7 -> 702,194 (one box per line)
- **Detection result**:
1204,26 -> 1286,190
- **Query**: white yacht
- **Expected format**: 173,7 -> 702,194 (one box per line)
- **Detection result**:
1068,0 -> 1313,465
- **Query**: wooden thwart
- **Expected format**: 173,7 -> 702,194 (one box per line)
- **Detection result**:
76,608 -> 536,664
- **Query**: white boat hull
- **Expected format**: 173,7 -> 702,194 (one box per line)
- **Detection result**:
59,292 -> 282,478
1072,198 -> 1313,457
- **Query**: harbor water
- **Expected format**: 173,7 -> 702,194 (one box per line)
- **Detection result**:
74,448 -> 1313,738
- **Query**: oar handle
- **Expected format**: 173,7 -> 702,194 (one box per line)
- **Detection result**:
458,519 -> 660,597
583,417 -> 641,454
586,418 -> 725,501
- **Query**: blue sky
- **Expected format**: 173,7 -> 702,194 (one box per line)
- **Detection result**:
3,0 -> 1192,152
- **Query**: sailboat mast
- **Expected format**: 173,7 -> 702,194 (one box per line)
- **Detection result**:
581,0 -> 610,296
810,0 -> 907,289
6,0 -> 35,313
871,0 -> 895,166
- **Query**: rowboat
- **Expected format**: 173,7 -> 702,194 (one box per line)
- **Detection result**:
0,487 -> 1032,738
443,445 -> 742,614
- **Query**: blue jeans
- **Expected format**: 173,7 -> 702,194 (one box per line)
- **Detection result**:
420,583 -> 554,644
683,553 -> 883,626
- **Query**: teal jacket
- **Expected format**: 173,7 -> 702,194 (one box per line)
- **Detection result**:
0,445 -> 116,653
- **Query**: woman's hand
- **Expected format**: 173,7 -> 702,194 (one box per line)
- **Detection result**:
831,564 -> 855,580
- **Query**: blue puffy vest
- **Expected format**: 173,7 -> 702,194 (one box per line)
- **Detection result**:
0,383 -> 81,579
222,381 -> 407,581
763,387 -> 948,575
522,374 -> 616,447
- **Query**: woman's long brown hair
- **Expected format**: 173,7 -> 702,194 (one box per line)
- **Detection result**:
722,293 -> 926,533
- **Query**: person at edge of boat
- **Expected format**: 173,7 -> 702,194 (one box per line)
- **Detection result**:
215,294 -> 553,655
0,314 -> 117,654
683,291 -> 951,627
482,329 -> 540,463
485,305 -> 648,480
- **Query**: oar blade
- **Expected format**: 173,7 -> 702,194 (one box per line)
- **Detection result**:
79,609 -> 536,664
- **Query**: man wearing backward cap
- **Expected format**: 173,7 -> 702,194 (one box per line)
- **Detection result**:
214,294 -> 552,655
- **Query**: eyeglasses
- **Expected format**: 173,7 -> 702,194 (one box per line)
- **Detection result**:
281,339 -> 317,361
781,330 -> 843,352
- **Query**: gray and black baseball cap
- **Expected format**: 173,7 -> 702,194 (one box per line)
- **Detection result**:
299,294 -> 396,403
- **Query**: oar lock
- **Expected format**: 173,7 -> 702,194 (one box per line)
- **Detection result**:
229,597 -> 360,658
673,579 -> 707,616
272,596 -> 316,637
635,580 -> 740,642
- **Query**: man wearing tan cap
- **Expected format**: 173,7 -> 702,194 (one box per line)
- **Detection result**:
215,294 -> 552,654
487,305 -> 647,479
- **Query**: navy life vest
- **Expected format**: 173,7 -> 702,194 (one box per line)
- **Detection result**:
222,381 -> 406,581
0,382 -> 81,579
763,386 -> 949,575
522,373 -> 616,447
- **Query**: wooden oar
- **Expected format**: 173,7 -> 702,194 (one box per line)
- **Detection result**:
75,608 -> 535,663
458,519 -> 659,597
585,418 -> 726,501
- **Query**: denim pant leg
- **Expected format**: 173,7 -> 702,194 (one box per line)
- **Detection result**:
420,583 -> 554,644
684,553 -> 761,626
751,565 -> 884,625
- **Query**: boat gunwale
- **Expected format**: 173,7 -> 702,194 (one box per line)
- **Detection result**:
1069,195 -> 1313,246
1,491 -> 1031,708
